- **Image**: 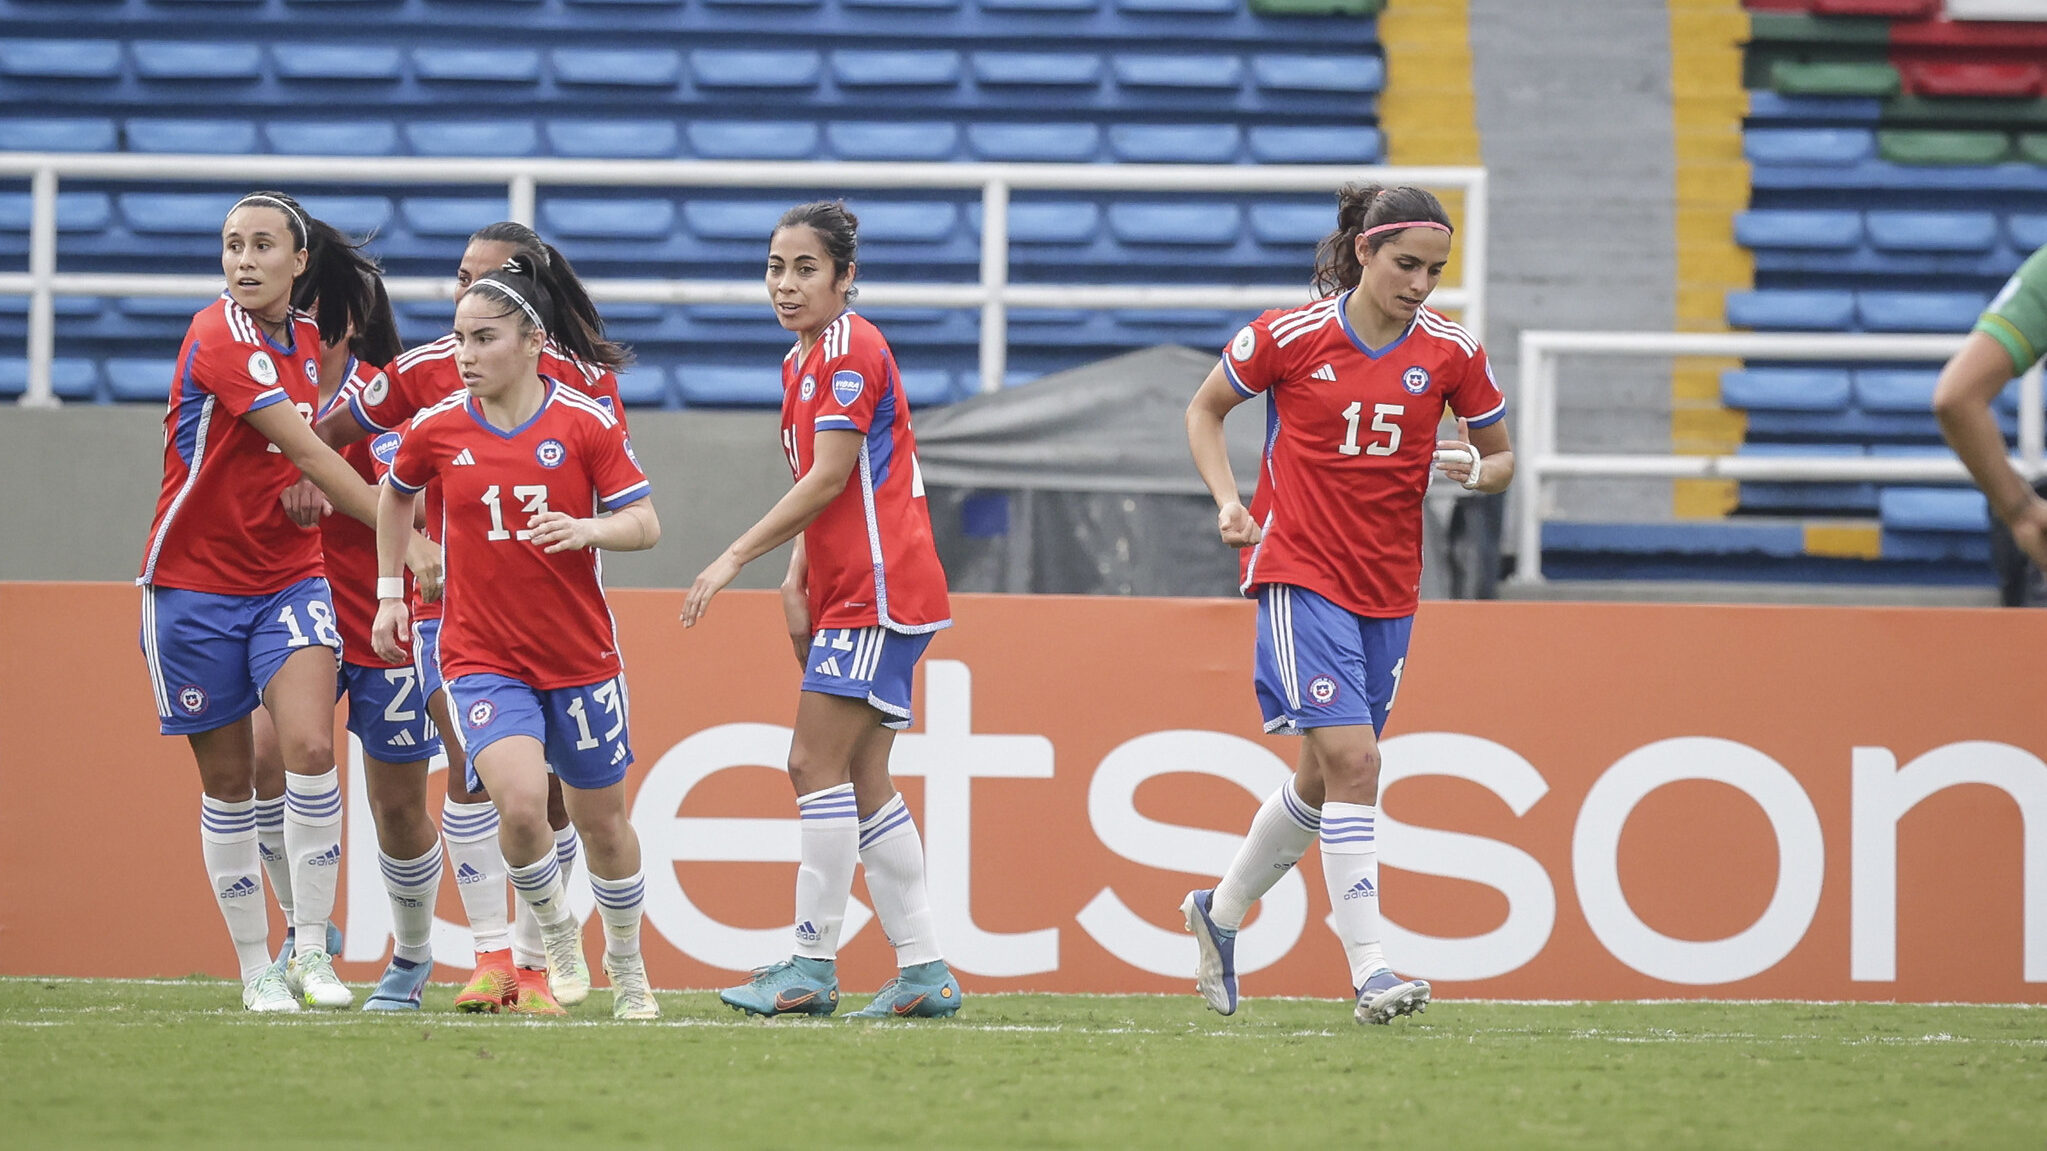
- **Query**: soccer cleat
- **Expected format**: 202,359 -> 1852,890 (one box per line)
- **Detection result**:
271,921 -> 346,971
846,961 -> 962,1019
604,953 -> 661,1021
1354,967 -> 1431,1026
363,956 -> 432,1012
242,966 -> 301,1014
1181,889 -> 1239,1016
539,917 -> 591,1007
507,966 -> 567,1017
454,950 -> 518,1013
288,948 -> 353,1009
718,957 -> 839,1018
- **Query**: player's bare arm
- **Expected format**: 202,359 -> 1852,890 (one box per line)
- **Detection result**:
681,428 -> 862,627
1934,330 -> 2047,568
1186,362 -> 1261,548
528,497 -> 660,555
370,480 -> 421,663
780,536 -> 811,664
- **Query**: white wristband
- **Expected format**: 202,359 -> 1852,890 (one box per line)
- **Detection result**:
376,577 -> 405,601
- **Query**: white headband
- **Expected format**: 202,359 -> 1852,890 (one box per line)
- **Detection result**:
471,278 -> 545,333
229,194 -> 307,244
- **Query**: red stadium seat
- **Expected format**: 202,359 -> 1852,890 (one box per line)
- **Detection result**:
1900,60 -> 2044,98
1811,0 -> 1936,16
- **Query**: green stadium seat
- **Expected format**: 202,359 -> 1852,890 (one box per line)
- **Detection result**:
1734,209 -> 1863,249
0,118 -> 118,152
1246,125 -> 1381,163
685,121 -> 821,160
545,120 -> 680,159
1878,129 -> 2012,166
826,122 -> 962,161
540,199 -> 677,241
831,50 -> 963,88
1720,368 -> 1851,411
689,50 -> 822,89
404,121 -> 540,157
550,49 -> 683,88
126,120 -> 259,154
1106,124 -> 1241,163
1248,0 -> 1381,14
1864,210 -> 1999,253
0,40 -> 122,79
265,121 -> 400,156
271,44 -> 403,81
1112,54 -> 1244,90
1107,203 -> 1241,245
1250,54 -> 1383,94
971,52 -> 1104,87
132,41 -> 263,81
1770,60 -> 1900,98
966,123 -> 1101,162
2018,134 -> 2047,166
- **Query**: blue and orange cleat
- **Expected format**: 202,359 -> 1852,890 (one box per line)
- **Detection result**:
846,960 -> 962,1019
719,957 -> 839,1018
1354,968 -> 1431,1025
1181,889 -> 1239,1016
363,956 -> 432,1012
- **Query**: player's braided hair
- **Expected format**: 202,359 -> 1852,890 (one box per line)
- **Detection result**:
468,222 -> 631,370
229,189 -> 380,349
774,200 -> 860,301
1311,183 -> 1454,297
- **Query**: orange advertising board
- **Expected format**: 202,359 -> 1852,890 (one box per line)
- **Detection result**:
3,582 -> 2043,1002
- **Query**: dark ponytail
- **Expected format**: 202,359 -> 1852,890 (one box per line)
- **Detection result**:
229,189 -> 381,349
350,273 -> 402,368
469,221 -> 631,369
1310,183 -> 1454,297
467,255 -> 557,342
773,200 -> 860,301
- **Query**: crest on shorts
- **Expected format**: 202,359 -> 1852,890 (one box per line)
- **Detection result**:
831,370 -> 864,406
466,700 -> 495,728
1308,675 -> 1339,706
799,374 -> 817,402
1229,326 -> 1257,363
370,432 -> 401,466
1402,366 -> 1431,395
177,685 -> 209,715
535,439 -> 566,468
362,371 -> 390,407
247,351 -> 278,386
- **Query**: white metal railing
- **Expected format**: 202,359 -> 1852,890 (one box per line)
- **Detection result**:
0,153 -> 1489,406
1513,329 -> 2047,583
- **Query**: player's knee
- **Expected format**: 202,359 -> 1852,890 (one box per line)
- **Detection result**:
1325,745 -> 1382,791
279,730 -> 335,774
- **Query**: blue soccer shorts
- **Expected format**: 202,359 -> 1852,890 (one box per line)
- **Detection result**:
411,617 -> 446,704
801,625 -> 934,730
445,672 -> 633,791
1253,584 -> 1413,737
339,661 -> 442,765
140,576 -> 341,736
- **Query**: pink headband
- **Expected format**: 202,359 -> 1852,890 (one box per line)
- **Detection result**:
1362,220 -> 1451,239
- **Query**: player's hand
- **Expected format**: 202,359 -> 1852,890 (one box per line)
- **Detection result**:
281,476 -> 331,528
2009,494 -> 2047,571
1432,419 -> 1482,490
404,533 -> 443,604
371,598 -> 411,665
682,552 -> 743,629
529,510 -> 596,554
780,579 -> 812,666
1217,500 -> 1262,548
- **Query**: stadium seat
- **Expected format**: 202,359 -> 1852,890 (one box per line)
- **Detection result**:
271,44 -> 403,81
979,0 -> 1101,11
1812,0 -> 1937,17
966,123 -> 1101,162
1879,487 -> 1987,533
2011,214 -> 2047,251
1111,54 -> 1244,90
1720,368 -> 1851,411
126,120 -> 259,154
1107,124 -> 1241,163
414,47 -> 541,84
1900,61 -> 2044,100
1725,289 -> 1857,330
985,202 -> 1101,243
294,195 -> 395,237
1246,125 -> 1382,163
613,366 -> 670,408
2016,134 -> 2047,167
121,193 -> 243,235
132,41 -> 264,81
403,121 -> 540,157
545,120 -> 680,159
701,0 -> 822,6
1744,128 -> 1874,167
1734,209 -> 1862,250
0,192 -> 114,233
848,202 -> 960,243
0,118 -> 118,152
1878,129 -> 2012,167
550,49 -> 683,88
676,364 -> 782,406
1249,0 -> 1382,13
401,197 -> 507,237
0,359 -> 99,401
116,296 -> 215,319
689,50 -> 823,89
1863,211 -> 2000,254
563,0 -> 684,6
1745,92 -> 1882,124
540,199 -> 677,241
1856,290 -> 1988,332
1117,0 -> 1236,12
971,52 -> 1104,87
1769,60 -> 1900,98
685,121 -> 822,160
265,121 -> 400,156
683,200 -> 785,241
1249,55 -> 1384,94
1854,369 -> 1940,412
845,0 -> 962,9
826,121 -> 962,161
899,369 -> 957,406
1107,203 -> 1241,245
105,358 -> 176,402
1248,203 -> 1331,245
831,50 -> 963,88
0,40 -> 122,79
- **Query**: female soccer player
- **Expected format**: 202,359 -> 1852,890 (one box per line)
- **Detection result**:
1934,240 -> 2047,572
372,258 -> 661,1020
324,222 -> 629,1014
682,201 -> 962,1020
1180,183 -> 1514,1026
139,191 -> 435,1013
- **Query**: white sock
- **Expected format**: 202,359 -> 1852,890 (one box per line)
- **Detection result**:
1321,802 -> 1388,986
201,796 -> 271,982
792,783 -> 859,960
510,824 -> 583,967
858,794 -> 942,968
1211,780 -> 1322,930
506,852 -> 572,930
284,768 -> 343,958
253,794 -> 292,923
379,841 -> 443,964
589,869 -> 646,960
441,799 -> 510,955
554,823 -> 582,882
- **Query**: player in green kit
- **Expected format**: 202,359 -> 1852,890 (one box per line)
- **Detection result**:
1935,243 -> 2047,570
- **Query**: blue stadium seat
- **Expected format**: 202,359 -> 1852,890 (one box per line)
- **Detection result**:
404,121 -> 540,157
117,296 -> 215,319
980,202 -> 1101,243
546,120 -> 680,159
132,41 -> 264,81
271,44 -> 403,81
1745,92 -> 1881,124
126,119 -> 259,154
1725,289 -> 1857,330
971,52 -> 1104,87
1246,125 -> 1381,163
1248,203 -> 1330,246
0,192 -> 114,233
980,0 -> 1101,11
1857,290 -> 1988,332
0,40 -> 122,79
689,50 -> 822,89
701,0 -> 820,6
1879,487 -> 1988,533
1745,128 -> 1875,167
683,200 -> 784,241
295,195 -> 394,237
0,359 -> 99,401
0,118 -> 118,152
1720,368 -> 1851,411
264,121 -> 400,156
899,369 -> 957,406
1863,211 -> 2000,254
1107,203 -> 1240,245
676,364 -> 782,406
846,0 -> 962,8
685,121 -> 821,160
412,47 -> 541,83
550,49 -> 683,88
966,123 -> 1100,162
826,121 -> 961,161
540,198 -> 677,240
1117,0 -> 1234,10
831,50 -> 963,88
105,358 -> 176,402
1737,442 -> 1874,514
1733,209 -> 1862,250
613,365 -> 670,408
1107,124 -> 1240,163
121,193 -> 242,234
1112,54 -> 1243,90
1250,55 -> 1384,94
1751,160 -> 2047,195
1854,369 -> 1940,412
564,0 -> 685,5
850,202 -> 960,243
2011,214 -> 2047,251
401,197 -> 507,238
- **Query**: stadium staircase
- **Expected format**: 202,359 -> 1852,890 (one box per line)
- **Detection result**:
0,0 -> 1386,410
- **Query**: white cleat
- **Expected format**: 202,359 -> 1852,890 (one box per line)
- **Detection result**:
541,917 -> 591,1007
604,953 -> 661,1021
287,948 -> 353,1010
242,966 -> 301,1013
1354,968 -> 1431,1026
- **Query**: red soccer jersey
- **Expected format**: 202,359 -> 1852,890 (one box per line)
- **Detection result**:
1222,295 -> 1507,618
318,359 -> 408,668
386,379 -> 651,689
780,312 -> 950,634
140,295 -> 325,596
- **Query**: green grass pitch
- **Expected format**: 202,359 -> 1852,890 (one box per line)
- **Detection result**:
3,978 -> 2042,1149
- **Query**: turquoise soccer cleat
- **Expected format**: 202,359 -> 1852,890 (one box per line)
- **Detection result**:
847,960 -> 962,1019
271,921 -> 346,971
719,957 -> 839,1018
363,956 -> 433,1012
1181,889 -> 1239,1016
1354,967 -> 1431,1026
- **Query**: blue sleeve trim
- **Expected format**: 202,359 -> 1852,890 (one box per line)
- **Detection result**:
1462,399 -> 1508,430
347,391 -> 393,434
1222,360 -> 1259,399
814,415 -> 861,432
385,471 -> 426,496
245,387 -> 289,412
600,481 -> 653,512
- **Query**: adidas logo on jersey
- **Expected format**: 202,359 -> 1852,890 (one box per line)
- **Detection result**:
389,730 -> 417,748
1342,876 -> 1377,901
1312,363 -> 1338,382
452,449 -> 476,466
